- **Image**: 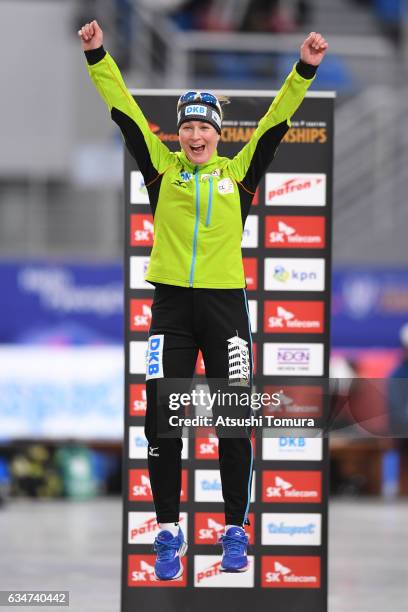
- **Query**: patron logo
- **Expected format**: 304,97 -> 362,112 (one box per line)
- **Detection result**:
263,343 -> 324,376
130,171 -> 150,204
265,173 -> 326,206
194,513 -> 255,545
262,513 -> 321,546
128,512 -> 188,544
263,385 -> 323,418
264,258 -> 325,291
130,299 -> 152,332
262,435 -> 323,461
194,555 -> 254,587
129,384 -> 147,416
130,214 -> 154,246
241,215 -> 258,248
265,216 -> 325,248
129,341 -> 148,374
129,469 -> 153,501
261,556 -> 321,588
128,555 -> 187,587
243,258 -> 258,290
195,436 -> 219,459
130,256 -> 151,289
195,469 -> 255,502
262,471 -> 322,503
264,301 -> 324,334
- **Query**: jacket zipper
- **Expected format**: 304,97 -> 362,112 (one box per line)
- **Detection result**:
205,176 -> 214,227
189,167 -> 200,287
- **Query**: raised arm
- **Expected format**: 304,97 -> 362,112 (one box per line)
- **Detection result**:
78,20 -> 174,181
228,32 -> 328,194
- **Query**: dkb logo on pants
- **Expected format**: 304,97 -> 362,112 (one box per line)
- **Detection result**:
145,334 -> 164,380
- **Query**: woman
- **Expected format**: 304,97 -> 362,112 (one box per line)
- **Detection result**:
79,21 -> 328,581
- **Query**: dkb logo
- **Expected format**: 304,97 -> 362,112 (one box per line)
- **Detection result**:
145,335 -> 164,380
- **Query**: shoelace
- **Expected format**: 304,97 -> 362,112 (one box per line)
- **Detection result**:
219,532 -> 248,557
153,537 -> 181,562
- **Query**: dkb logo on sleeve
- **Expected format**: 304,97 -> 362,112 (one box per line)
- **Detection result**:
145,334 -> 164,380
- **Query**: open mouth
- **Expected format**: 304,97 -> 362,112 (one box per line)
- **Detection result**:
190,145 -> 205,154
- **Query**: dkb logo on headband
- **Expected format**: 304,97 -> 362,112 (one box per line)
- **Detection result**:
185,105 -> 207,116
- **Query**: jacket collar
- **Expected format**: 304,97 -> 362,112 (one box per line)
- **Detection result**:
178,149 -> 220,172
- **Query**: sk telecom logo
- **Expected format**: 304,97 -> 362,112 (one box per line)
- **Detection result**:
263,385 -> 323,418
264,301 -> 324,334
265,216 -> 325,248
130,214 -> 154,246
243,258 -> 258,290
195,436 -> 219,459
129,469 -> 188,502
262,471 -> 322,503
130,299 -> 152,332
129,384 -> 147,416
128,555 -> 187,587
194,513 -> 255,544
261,556 -> 321,589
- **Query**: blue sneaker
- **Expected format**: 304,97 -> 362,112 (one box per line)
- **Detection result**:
153,528 -> 187,581
219,526 -> 249,572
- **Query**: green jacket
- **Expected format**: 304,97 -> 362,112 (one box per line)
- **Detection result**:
86,47 -> 316,288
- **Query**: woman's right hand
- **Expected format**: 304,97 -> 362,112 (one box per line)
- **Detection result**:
78,20 -> 103,51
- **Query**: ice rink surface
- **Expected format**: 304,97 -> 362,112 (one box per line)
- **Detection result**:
1,498 -> 407,612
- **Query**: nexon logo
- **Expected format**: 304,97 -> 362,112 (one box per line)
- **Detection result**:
278,347 -> 310,365
185,104 -> 207,115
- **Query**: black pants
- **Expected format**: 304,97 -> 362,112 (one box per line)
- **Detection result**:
144,284 -> 254,526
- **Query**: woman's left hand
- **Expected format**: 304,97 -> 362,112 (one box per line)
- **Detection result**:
300,32 -> 328,66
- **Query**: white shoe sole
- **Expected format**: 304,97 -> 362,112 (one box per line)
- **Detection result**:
154,541 -> 188,581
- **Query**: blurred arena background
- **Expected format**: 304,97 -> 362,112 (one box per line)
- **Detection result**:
1,1 -> 408,611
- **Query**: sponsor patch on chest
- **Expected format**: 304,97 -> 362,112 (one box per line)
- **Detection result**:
217,178 -> 234,195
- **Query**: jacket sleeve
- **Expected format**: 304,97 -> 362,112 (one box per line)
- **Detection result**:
227,60 -> 317,194
85,46 -> 175,184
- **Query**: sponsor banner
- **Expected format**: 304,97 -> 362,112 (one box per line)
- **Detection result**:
262,471 -> 322,503
194,555 -> 254,588
261,556 -> 321,589
261,513 -> 322,546
243,258 -> 258,291
195,469 -> 255,502
242,215 -> 259,248
130,256 -> 151,289
248,300 -> 257,333
128,555 -> 187,587
265,216 -> 325,249
0,262 -> 123,344
263,385 -> 323,418
264,258 -> 325,292
130,171 -> 150,204
128,512 -> 188,544
129,341 -> 147,375
262,435 -> 323,461
0,346 -> 124,440
129,384 -> 147,416
194,513 -> 255,545
265,173 -> 326,206
264,301 -> 324,334
129,427 -> 188,460
130,299 -> 152,332
129,469 -> 188,502
130,214 -> 154,247
195,436 -> 219,459
263,343 -> 324,376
